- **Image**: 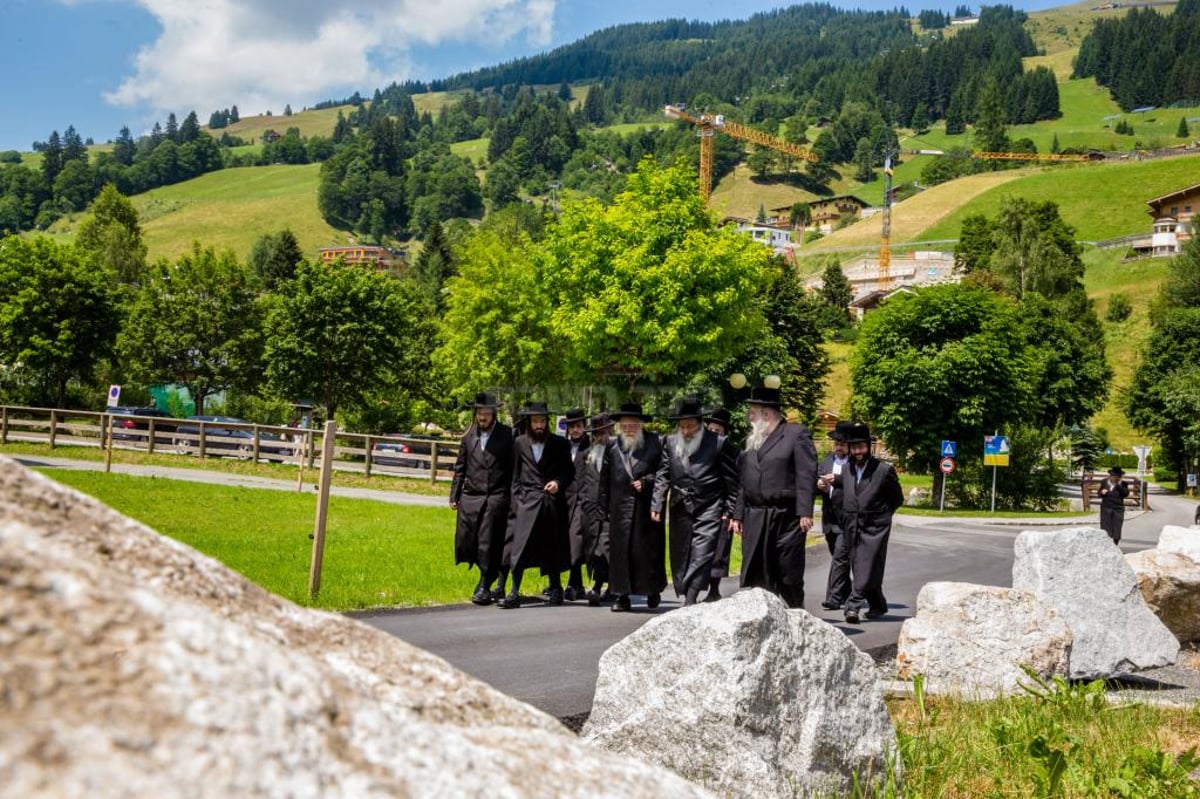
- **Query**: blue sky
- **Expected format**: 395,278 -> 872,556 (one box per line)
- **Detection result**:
1,0 -> 1062,152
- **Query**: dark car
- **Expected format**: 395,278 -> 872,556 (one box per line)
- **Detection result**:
109,406 -> 176,441
172,416 -> 291,459
371,434 -> 441,469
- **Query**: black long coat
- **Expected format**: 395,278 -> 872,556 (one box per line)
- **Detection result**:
835,455 -> 904,611
710,438 -> 743,579
577,442 -> 612,577
450,422 -> 513,571
818,451 -> 851,602
607,433 -> 666,596
565,435 -> 590,567
503,433 -> 573,573
1098,477 -> 1129,543
734,422 -> 818,594
652,429 -> 734,595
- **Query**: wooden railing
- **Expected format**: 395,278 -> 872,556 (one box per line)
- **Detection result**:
0,405 -> 459,484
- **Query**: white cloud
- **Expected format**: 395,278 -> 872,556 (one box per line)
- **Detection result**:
102,0 -> 558,116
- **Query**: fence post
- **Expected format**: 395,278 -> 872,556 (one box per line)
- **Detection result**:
0,406 -> 7,445
364,435 -> 374,479
104,413 -> 114,473
147,418 -> 157,454
49,409 -> 58,450
430,442 -> 439,487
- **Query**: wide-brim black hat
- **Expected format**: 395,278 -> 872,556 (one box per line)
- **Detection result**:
828,420 -> 854,442
1108,466 -> 1125,477
517,401 -> 554,418
747,386 -> 782,409
587,413 -> 614,433
844,421 -> 872,444
668,397 -> 704,421
463,391 -> 502,409
562,407 -> 587,424
704,407 -> 732,429
613,402 -> 652,422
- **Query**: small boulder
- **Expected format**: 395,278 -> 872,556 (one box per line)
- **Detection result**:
1012,527 -> 1179,679
896,582 -> 1072,697
583,588 -> 898,798
1157,524 -> 1200,562
1126,526 -> 1200,643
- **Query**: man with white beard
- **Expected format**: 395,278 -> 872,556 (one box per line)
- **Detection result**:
729,383 -> 818,609
606,402 -> 665,612
652,397 -> 737,606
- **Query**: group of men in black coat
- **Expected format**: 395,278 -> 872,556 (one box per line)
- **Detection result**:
450,385 -> 903,623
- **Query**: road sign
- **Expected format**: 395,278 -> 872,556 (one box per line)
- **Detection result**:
939,456 -> 956,474
984,435 -> 1010,467
941,440 -> 956,457
106,384 -> 121,408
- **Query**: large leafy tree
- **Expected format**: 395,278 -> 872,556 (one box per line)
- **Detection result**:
541,157 -> 771,395
0,236 -> 119,407
987,197 -> 1084,300
434,209 -> 559,409
74,183 -> 147,286
247,229 -> 304,290
118,245 -> 263,414
263,261 -> 433,421
851,283 -> 1034,472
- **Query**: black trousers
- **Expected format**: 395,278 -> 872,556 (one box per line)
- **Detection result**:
844,527 -> 889,614
824,527 -> 850,605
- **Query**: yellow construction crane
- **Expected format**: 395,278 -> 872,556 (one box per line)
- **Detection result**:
663,105 -> 818,200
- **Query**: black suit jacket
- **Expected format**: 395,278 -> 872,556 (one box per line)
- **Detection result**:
734,422 -> 818,520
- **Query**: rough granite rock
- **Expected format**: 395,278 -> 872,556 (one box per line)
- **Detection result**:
0,457 -> 714,799
1126,525 -> 1200,644
1012,526 -> 1179,679
582,588 -> 898,798
896,582 -> 1072,697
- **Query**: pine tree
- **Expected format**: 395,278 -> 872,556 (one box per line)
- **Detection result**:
179,111 -> 201,143
165,113 -> 179,142
284,104 -> 293,116
1050,132 -> 1060,154
41,130 -> 64,186
62,125 -> 87,163
1178,117 -> 1191,138
230,105 -> 240,123
974,80 -> 1011,154
113,127 -> 136,166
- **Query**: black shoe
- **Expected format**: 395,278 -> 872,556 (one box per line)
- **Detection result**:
498,592 -> 521,609
547,587 -> 564,606
821,599 -> 843,611
702,591 -> 722,603
587,589 -> 601,607
471,587 -> 493,606
844,608 -> 861,624
865,607 -> 888,620
490,587 -> 506,602
600,591 -> 617,604
564,585 -> 583,602
611,594 -> 632,612
646,593 -> 661,609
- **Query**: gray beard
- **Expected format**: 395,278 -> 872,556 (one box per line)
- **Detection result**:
745,419 -> 776,452
587,442 -> 606,472
618,431 -> 644,454
672,430 -> 702,464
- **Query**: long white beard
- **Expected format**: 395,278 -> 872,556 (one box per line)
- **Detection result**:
618,431 -> 644,454
673,431 -> 702,464
587,442 -> 606,472
745,419 -> 776,452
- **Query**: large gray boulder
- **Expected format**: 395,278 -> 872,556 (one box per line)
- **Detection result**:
896,582 -> 1072,697
0,458 -> 713,799
1126,525 -> 1200,643
583,588 -> 898,798
1012,527 -> 1179,679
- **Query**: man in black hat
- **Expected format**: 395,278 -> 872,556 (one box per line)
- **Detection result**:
702,406 -> 742,602
498,402 -> 574,608
581,413 -> 615,605
1098,466 -> 1130,544
835,421 -> 904,624
606,402 -> 666,612
562,408 -> 590,600
450,392 -> 513,605
816,421 -> 853,610
652,397 -> 737,606
729,384 -> 818,609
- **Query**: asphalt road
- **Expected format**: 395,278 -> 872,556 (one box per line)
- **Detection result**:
358,487 -> 1198,720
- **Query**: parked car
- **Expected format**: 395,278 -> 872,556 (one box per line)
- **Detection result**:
371,434 -> 442,468
109,406 -> 176,441
172,416 -> 291,459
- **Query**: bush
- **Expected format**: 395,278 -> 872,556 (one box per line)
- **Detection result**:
1106,293 -> 1133,323
945,427 -> 1067,510
0,150 -> 21,164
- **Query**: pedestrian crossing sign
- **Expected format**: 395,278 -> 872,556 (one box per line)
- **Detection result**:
984,435 -> 1010,467
941,440 -> 956,457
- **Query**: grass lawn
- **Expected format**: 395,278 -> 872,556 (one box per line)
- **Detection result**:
214,106 -> 350,142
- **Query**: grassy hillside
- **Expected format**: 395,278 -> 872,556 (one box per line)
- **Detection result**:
214,106 -> 350,143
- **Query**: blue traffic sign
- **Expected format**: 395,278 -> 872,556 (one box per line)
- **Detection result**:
984,435 -> 1011,467
941,440 -> 956,457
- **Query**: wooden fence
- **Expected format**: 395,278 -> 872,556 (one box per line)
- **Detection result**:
0,405 -> 459,485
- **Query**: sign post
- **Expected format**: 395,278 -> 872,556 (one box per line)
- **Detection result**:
104,385 -> 120,474
983,434 -> 1011,512
938,456 -> 956,511
1132,444 -> 1151,478
309,420 -> 338,598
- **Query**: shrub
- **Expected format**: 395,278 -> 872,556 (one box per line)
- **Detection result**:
1107,292 -> 1133,323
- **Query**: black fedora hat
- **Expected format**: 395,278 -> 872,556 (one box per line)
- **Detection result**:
703,406 -> 732,430
668,396 -> 705,421
747,386 -> 782,409
562,407 -> 587,424
587,413 -> 614,433
613,402 -> 652,422
844,421 -> 872,444
828,420 -> 854,442
1108,465 -> 1125,477
517,401 -> 554,417
463,391 -> 502,409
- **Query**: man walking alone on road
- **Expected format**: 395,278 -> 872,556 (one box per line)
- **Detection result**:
450,392 -> 513,605
1098,465 -> 1130,544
